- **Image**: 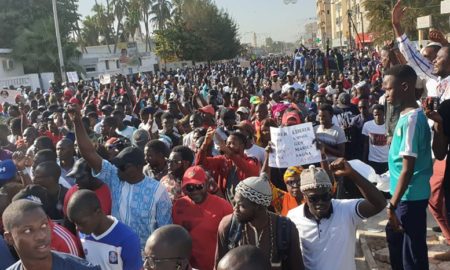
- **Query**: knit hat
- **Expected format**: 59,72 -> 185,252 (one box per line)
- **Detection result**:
235,173 -> 272,207
300,165 -> 332,192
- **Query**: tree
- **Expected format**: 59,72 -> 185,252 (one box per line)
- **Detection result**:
11,17 -> 81,74
0,0 -> 81,78
364,0 -> 450,44
124,0 -> 143,42
150,0 -> 173,30
155,0 -> 241,62
111,0 -> 129,53
139,0 -> 153,52
80,4 -> 115,47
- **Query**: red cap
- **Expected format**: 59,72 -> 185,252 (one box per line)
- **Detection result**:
118,88 -> 126,95
69,97 -> 81,105
270,70 -> 278,77
282,111 -> 301,126
318,88 -> 327,95
182,166 -> 207,187
198,105 -> 215,116
63,88 -> 73,97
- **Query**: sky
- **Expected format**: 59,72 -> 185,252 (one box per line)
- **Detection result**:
77,0 -> 317,43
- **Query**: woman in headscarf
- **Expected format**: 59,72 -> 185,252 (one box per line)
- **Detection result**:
271,166 -> 304,216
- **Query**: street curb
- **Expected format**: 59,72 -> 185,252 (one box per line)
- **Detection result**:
358,231 -> 380,270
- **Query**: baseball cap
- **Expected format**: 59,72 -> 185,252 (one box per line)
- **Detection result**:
198,105 -> 215,116
0,159 -> 17,182
236,106 -> 250,115
286,71 -> 295,77
66,158 -> 90,179
182,166 -> 207,187
69,97 -> 81,105
300,165 -> 332,192
111,146 -> 145,168
270,70 -> 279,77
101,105 -> 113,113
282,111 -> 301,126
250,96 -> 261,105
12,184 -> 50,213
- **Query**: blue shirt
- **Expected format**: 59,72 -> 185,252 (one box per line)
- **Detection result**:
93,160 -> 172,248
79,216 -> 142,270
0,236 -> 15,270
388,108 -> 432,201
7,251 -> 100,270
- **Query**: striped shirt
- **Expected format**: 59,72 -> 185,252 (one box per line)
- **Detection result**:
50,219 -> 82,257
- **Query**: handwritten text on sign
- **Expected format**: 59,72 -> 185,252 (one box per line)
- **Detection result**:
269,122 -> 322,168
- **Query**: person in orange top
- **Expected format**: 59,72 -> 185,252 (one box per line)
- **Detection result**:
271,166 -> 304,216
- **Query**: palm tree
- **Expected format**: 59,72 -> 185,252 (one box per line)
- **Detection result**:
111,0 -> 129,53
124,0 -> 142,42
139,0 -> 153,52
150,0 -> 172,30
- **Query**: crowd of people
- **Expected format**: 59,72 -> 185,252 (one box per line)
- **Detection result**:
0,1 -> 450,269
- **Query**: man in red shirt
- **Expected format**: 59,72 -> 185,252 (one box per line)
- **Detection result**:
63,158 -> 112,215
195,128 -> 260,203
172,166 -> 233,270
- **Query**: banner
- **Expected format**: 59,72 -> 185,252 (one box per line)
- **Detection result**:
269,122 -> 322,168
66,72 -> 79,83
0,89 -> 20,104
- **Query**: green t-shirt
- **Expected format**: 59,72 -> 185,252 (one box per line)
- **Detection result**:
388,108 -> 432,201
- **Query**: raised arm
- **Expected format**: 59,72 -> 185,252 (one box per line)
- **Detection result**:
392,0 -> 436,81
67,105 -> 103,172
331,158 -> 386,218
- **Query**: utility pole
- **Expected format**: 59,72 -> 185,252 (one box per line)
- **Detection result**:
347,10 -> 353,50
52,0 -> 66,83
360,5 -> 365,49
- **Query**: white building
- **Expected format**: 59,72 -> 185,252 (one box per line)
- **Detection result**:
0,48 -> 53,90
78,42 -> 159,79
0,49 -> 24,78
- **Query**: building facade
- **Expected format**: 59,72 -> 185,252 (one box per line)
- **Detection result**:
316,0 -> 333,49
317,0 -> 372,49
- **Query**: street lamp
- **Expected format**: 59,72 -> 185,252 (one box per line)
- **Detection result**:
52,0 -> 66,83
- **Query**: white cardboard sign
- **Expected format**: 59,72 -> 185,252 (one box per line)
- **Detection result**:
99,74 -> 111,85
269,122 -> 322,168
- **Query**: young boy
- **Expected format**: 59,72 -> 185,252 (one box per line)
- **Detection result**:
384,65 -> 433,270
67,190 -> 142,270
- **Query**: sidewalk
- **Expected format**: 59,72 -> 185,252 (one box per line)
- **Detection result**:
356,209 -> 450,269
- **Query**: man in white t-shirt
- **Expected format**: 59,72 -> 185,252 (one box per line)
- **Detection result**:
362,104 -> 389,174
113,110 -> 136,141
282,71 -> 302,94
287,159 -> 386,270
314,104 -> 347,161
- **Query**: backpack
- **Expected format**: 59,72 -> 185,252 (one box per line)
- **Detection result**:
227,214 -> 292,267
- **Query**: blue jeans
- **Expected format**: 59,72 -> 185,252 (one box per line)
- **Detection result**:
385,199 -> 429,270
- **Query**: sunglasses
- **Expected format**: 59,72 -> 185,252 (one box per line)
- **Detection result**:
305,192 -> 332,203
185,184 -> 204,193
285,180 -> 300,188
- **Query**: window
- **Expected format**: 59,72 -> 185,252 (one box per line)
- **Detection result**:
116,60 -> 120,69
86,66 -> 96,72
105,60 -> 110,70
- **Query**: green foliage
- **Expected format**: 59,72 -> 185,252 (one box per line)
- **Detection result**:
0,0 -> 81,76
80,4 -> 116,47
364,0 -> 450,44
155,0 -> 241,62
